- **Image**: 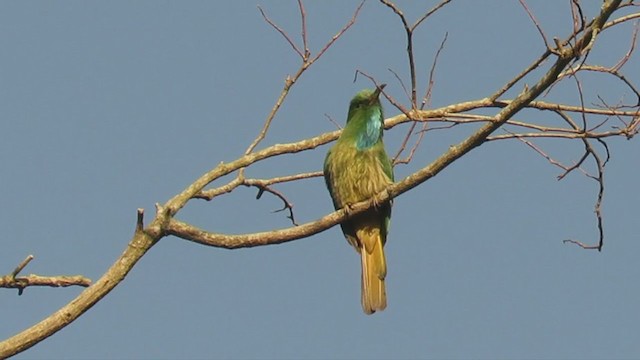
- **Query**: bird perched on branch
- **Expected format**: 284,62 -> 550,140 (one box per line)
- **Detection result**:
323,84 -> 394,314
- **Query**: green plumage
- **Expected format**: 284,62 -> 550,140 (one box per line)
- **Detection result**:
323,86 -> 394,314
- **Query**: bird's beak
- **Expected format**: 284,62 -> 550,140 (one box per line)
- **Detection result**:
371,83 -> 386,103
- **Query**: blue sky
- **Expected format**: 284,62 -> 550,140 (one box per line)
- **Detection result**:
1,1 -> 639,359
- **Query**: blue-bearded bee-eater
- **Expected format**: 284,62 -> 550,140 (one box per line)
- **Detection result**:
323,85 -> 394,314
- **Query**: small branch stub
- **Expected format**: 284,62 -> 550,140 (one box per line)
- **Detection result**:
12,254 -> 34,278
136,208 -> 145,232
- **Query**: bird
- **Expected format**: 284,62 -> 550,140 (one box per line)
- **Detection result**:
323,84 -> 394,314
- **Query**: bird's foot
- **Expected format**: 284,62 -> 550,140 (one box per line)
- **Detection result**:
343,202 -> 354,216
372,189 -> 389,209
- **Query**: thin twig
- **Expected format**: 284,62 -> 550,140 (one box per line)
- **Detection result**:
388,67 -> 411,104
603,13 -> 640,30
196,171 -> 323,224
310,0 -> 365,63
298,0 -> 310,60
380,0 -> 416,107
504,129 -> 571,172
394,123 -> 427,165
246,171 -> 323,186
569,0 -> 586,36
258,6 -> 304,59
324,113 -> 342,129
247,1 -> 365,155
392,121 -> 418,164
562,137 -> 607,251
563,239 -> 601,249
612,20 -> 638,71
421,32 -> 448,110
253,183 -> 298,226
11,255 -> 34,278
411,0 -> 452,31
379,0 -> 452,108
519,0 -> 552,49
393,32 -> 448,165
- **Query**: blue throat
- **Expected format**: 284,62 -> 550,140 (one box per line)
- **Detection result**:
356,107 -> 382,150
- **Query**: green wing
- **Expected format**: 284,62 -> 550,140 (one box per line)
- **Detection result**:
377,148 -> 393,243
323,147 -> 337,206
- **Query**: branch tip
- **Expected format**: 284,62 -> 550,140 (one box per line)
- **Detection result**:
563,239 -> 602,251
12,255 -> 34,278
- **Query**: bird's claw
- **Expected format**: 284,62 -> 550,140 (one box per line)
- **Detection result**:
343,203 -> 354,216
372,189 -> 388,209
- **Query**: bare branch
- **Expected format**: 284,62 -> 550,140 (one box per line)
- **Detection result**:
612,20 -> 638,71
561,137 -> 607,251
194,171 -> 322,224
1,255 -> 91,295
0,275 -> 92,294
421,32 -> 448,110
1,214 -> 159,357
563,239 -> 601,249
257,6 -> 304,59
519,0 -> 552,49
245,171 -> 323,187
393,32 -> 447,165
392,121 -> 418,165
411,0 -> 452,31
324,113 -> 342,129
253,182 -> 298,226
393,123 -> 427,165
490,52 -> 550,101
503,129 -> 571,172
388,67 -> 411,104
554,21 -> 640,104
310,0 -> 365,63
380,0 -> 451,108
603,12 -> 640,30
246,1 -> 365,155
11,254 -> 33,278
298,0 -> 310,60
569,0 -> 586,35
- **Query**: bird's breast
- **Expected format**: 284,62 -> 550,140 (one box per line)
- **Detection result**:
327,145 -> 392,207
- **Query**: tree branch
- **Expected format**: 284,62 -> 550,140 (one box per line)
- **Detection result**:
0,255 -> 91,295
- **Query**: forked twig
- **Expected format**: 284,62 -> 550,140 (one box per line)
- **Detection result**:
563,137 -> 607,251
504,129 -> 571,172
247,1 -> 365,155
1,255 -> 91,295
254,183 -> 298,226
257,6 -> 304,59
393,32 -> 448,165
380,0 -> 452,108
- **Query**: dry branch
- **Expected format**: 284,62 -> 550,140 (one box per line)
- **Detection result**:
0,255 -> 91,295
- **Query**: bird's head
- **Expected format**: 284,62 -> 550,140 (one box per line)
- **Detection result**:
346,84 -> 386,124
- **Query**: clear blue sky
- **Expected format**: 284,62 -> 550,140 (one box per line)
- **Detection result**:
2,1 -> 639,359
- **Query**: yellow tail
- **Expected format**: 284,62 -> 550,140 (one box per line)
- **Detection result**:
358,228 -> 387,315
